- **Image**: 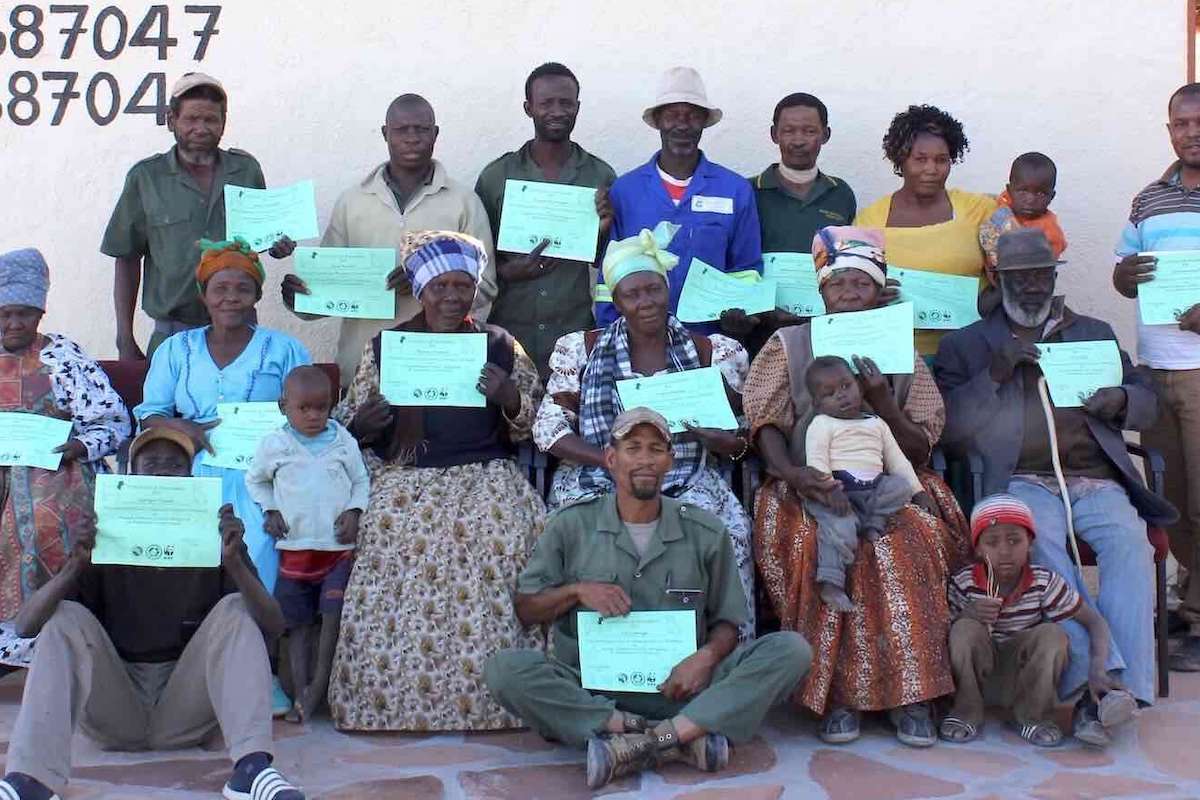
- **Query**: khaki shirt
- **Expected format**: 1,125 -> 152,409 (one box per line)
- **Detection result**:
100,146 -> 266,324
517,494 -> 747,669
319,160 -> 497,382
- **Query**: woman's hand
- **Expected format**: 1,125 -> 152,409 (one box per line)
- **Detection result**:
852,356 -> 895,413
385,266 -> 413,295
54,439 -> 88,463
912,491 -> 938,516
350,393 -> 392,443
478,363 -> 520,412
681,423 -> 743,456
879,277 -> 902,305
780,464 -> 839,502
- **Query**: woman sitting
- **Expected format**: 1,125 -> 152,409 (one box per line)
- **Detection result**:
534,222 -> 756,638
0,248 -> 130,668
744,226 -> 969,747
327,231 -> 545,732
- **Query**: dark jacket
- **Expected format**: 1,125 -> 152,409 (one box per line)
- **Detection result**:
933,304 -> 1177,527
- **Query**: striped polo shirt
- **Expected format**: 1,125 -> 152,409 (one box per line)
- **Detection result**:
1116,161 -> 1200,369
947,564 -> 1081,642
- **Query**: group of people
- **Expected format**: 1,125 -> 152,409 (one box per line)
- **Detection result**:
0,60 -> 1197,797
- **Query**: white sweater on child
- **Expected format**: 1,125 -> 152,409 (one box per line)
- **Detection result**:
805,414 -> 923,494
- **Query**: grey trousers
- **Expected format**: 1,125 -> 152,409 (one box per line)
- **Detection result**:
807,473 -> 914,588
8,595 -> 274,794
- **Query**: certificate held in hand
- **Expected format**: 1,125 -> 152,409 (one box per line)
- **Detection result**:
379,331 -> 487,407
616,367 -> 738,433
676,261 -> 777,323
891,266 -> 981,330
763,252 -> 825,317
578,610 -> 697,693
1137,251 -> 1200,325
0,412 -> 73,471
224,180 -> 320,252
293,247 -> 397,320
202,403 -> 287,470
809,302 -> 916,375
1037,340 -> 1124,408
92,475 -> 223,568
497,180 -> 601,263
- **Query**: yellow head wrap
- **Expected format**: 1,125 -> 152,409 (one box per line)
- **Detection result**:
601,221 -> 681,293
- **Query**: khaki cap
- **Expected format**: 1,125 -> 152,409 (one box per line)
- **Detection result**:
171,72 -> 226,101
129,426 -> 197,467
612,407 -> 671,442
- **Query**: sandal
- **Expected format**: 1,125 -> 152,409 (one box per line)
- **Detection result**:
938,716 -> 980,743
818,706 -> 861,744
1011,720 -> 1064,748
890,703 -> 936,748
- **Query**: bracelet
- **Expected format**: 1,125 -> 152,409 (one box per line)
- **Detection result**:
730,435 -> 750,462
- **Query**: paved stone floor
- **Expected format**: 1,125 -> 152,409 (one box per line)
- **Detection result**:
4,668 -> 1200,799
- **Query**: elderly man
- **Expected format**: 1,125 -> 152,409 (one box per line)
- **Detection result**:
1113,83 -> 1200,671
595,67 -> 762,335
475,63 -> 616,378
102,73 -> 294,360
485,407 -> 809,789
281,93 -> 495,387
935,229 -> 1176,747
0,428 -> 303,800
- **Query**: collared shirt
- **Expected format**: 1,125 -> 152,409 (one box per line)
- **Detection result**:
318,159 -> 497,384
100,146 -> 266,324
596,152 -> 763,335
750,165 -> 857,253
1116,160 -> 1200,369
475,141 -> 616,377
517,493 -> 747,669
948,563 -> 1081,642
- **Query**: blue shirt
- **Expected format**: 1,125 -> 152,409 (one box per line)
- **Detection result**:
596,152 -> 763,334
287,420 -> 339,455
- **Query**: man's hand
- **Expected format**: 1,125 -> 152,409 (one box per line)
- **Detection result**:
595,185 -> 614,238
477,363 -> 520,409
1179,303 -> 1200,335
1088,662 -> 1122,703
962,597 -> 1002,625
267,236 -> 296,260
264,510 -> 289,540
1083,387 -> 1127,423
54,439 -> 88,463
989,339 -> 1041,383
852,356 -> 893,413
280,274 -> 310,311
116,334 -> 147,362
67,511 -> 97,571
574,582 -> 632,618
912,491 -> 938,516
350,393 -> 392,443
1112,254 -> 1156,298
218,503 -> 246,568
335,509 -> 361,546
497,239 -> 555,285
658,648 -> 719,702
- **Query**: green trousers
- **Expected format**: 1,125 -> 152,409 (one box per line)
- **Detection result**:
484,631 -> 810,748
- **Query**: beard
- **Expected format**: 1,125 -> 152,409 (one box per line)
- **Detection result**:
630,481 -> 661,501
1001,287 -> 1052,329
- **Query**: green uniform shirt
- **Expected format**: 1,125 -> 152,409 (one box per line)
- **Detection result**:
517,494 -> 747,669
474,141 -> 616,376
750,165 -> 857,254
101,146 -> 267,324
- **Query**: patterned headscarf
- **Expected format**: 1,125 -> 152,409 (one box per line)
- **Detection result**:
812,226 -> 888,287
402,231 -> 486,300
0,248 -> 50,310
601,221 -> 681,293
195,238 -> 265,287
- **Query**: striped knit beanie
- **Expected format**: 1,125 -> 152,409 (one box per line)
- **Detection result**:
969,493 -> 1035,548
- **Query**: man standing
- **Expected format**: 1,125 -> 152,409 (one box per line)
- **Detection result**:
485,407 -> 809,789
102,73 -> 293,360
596,68 -> 762,334
282,94 -> 495,387
935,229 -> 1174,747
1113,83 -> 1200,671
475,63 -> 616,378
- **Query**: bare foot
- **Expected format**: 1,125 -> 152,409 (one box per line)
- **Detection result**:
285,701 -> 304,724
819,582 -> 854,613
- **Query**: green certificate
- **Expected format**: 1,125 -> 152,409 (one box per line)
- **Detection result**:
201,403 -> 287,470
379,331 -> 487,407
577,610 -> 697,693
0,412 -> 72,470
496,180 -> 601,263
1138,251 -> 1200,325
92,475 -> 223,568
1037,340 -> 1123,408
616,367 -> 738,433
293,247 -> 397,320
676,261 -> 777,323
891,266 -> 981,330
763,252 -> 825,316
810,302 -> 915,375
224,180 -> 320,251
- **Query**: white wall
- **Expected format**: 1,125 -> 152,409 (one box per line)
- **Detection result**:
0,0 -> 1187,362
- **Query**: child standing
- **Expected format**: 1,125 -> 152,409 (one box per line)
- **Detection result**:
246,365 -> 369,722
804,356 -> 934,613
940,494 -> 1136,748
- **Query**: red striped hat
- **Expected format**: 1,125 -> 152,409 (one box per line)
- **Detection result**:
970,494 -> 1035,547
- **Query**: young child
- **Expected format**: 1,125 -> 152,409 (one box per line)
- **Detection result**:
979,151 -> 1068,289
941,494 -> 1137,748
804,356 -> 933,613
245,365 -> 369,722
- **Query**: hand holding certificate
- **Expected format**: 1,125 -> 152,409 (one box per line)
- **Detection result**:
810,302 -> 916,375
293,247 -> 397,319
224,180 -> 320,251
763,252 -> 825,316
1036,340 -> 1124,408
891,266 -> 981,330
0,412 -> 73,470
201,403 -> 287,470
1137,251 -> 1200,325
616,367 -> 737,433
497,180 -> 602,262
379,331 -> 487,407
578,610 -> 697,693
92,475 -> 223,568
676,261 -> 777,323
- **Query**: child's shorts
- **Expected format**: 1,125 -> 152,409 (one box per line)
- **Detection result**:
274,550 -> 354,629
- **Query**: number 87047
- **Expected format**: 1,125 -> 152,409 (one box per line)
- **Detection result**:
0,4 -> 221,61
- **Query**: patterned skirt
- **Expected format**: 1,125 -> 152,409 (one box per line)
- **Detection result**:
755,470 -> 970,716
328,458 -> 545,732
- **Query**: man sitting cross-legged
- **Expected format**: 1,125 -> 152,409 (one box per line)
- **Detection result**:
0,427 -> 304,800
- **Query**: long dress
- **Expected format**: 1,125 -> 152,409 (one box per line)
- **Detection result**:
133,326 -> 310,593
533,325 -> 757,639
744,326 -> 970,715
0,333 -> 130,665
327,320 -> 545,732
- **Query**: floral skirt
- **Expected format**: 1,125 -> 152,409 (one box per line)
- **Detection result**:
328,458 -> 545,731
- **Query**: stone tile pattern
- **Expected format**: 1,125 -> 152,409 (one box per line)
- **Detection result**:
2,670 -> 1200,798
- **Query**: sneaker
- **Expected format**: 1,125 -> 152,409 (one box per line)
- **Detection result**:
271,676 -> 291,719
819,707 -> 861,744
890,702 -> 936,748
1097,689 -> 1138,729
666,732 -> 730,772
585,733 -> 658,789
222,753 -> 305,800
0,773 -> 59,800
1072,696 -> 1110,748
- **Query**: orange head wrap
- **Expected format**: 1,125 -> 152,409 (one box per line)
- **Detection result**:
195,238 -> 265,288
